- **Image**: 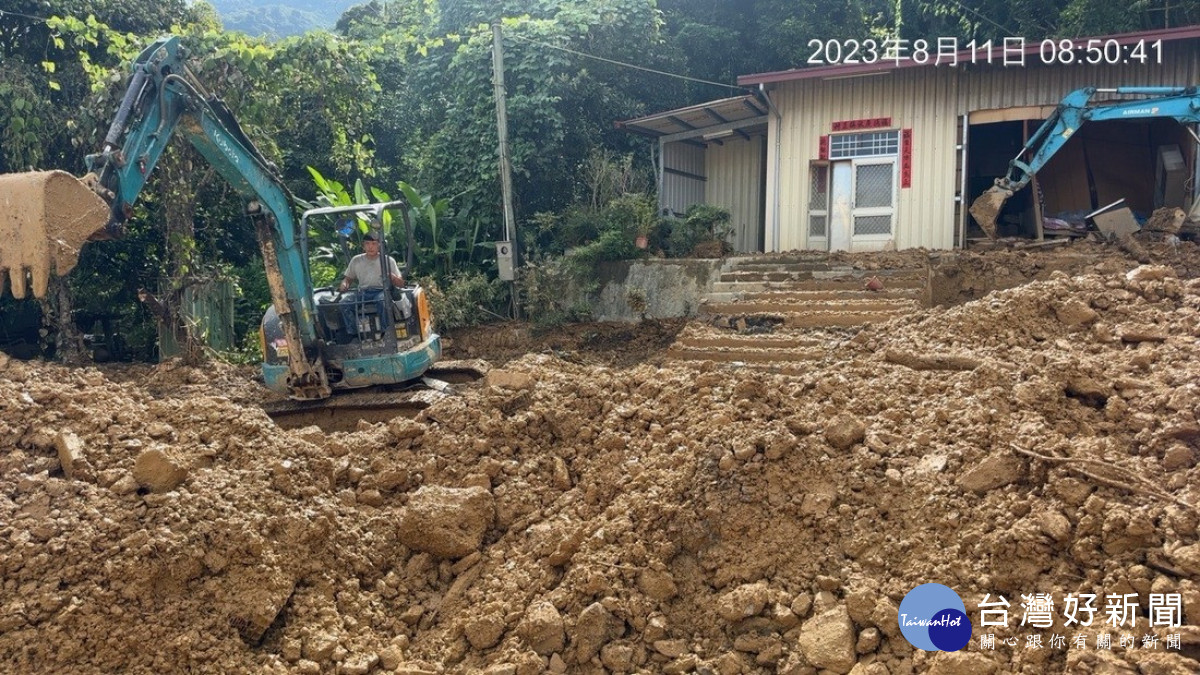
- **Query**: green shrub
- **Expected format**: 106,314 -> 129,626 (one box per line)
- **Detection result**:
424,270 -> 510,331
516,192 -> 660,329
568,228 -> 639,265
528,194 -> 657,261
605,193 -> 657,236
666,204 -> 732,257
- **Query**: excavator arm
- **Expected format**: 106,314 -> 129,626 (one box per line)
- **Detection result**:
84,36 -> 330,399
970,86 -> 1200,238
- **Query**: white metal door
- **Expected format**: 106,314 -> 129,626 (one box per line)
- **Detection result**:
849,158 -> 896,245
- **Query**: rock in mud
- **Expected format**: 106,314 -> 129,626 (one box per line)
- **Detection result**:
132,448 -> 189,492
717,582 -> 770,622
485,369 -> 535,390
465,611 -> 507,650
55,431 -> 84,480
825,416 -> 866,451
397,485 -> 495,559
1053,298 -> 1098,326
520,602 -> 565,656
957,451 -> 1024,494
795,606 -> 856,674
571,602 -> 623,664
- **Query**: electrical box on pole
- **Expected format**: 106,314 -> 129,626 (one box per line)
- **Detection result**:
495,241 -> 514,281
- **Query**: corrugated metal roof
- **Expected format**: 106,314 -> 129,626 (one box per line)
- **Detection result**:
738,25 -> 1200,86
618,94 -> 769,139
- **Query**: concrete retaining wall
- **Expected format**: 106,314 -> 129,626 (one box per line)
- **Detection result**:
592,259 -> 723,322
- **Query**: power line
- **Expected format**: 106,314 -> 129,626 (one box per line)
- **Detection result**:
509,33 -> 744,92
0,9 -> 54,23
943,0 -> 1018,37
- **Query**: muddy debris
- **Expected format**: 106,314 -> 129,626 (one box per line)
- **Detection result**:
1,249 -> 1200,673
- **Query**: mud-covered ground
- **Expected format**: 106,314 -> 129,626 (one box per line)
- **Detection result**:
2,241 -> 1200,674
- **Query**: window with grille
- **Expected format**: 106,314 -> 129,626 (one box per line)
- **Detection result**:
854,164 -> 893,208
809,163 -> 828,238
854,215 -> 892,235
850,160 -> 895,237
829,130 -> 900,159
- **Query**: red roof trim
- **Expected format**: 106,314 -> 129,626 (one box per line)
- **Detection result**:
738,24 -> 1200,86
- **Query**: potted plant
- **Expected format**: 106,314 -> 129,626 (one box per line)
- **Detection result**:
631,195 -> 657,249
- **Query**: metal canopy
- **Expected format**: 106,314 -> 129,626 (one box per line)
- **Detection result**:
617,94 -> 769,143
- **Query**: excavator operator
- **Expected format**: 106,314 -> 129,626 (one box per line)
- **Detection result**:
337,232 -> 404,338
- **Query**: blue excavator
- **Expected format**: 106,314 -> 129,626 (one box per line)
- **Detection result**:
969,86 -> 1200,238
32,35 -> 474,413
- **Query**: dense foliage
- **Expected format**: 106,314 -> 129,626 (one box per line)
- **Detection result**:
1,0 -> 1196,360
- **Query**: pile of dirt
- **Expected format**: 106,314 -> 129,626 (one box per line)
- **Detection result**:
930,236 -> 1199,306
2,261 -> 1199,674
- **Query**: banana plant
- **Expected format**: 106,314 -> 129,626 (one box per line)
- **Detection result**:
397,179 -> 456,275
305,166 -> 396,237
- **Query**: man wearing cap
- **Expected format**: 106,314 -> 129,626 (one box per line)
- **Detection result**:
337,233 -> 404,338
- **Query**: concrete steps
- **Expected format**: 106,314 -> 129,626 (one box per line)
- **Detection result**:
703,298 -> 921,316
666,254 -> 931,368
665,326 -> 831,367
709,275 -> 927,295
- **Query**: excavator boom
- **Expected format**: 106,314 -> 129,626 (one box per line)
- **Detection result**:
970,86 -> 1200,238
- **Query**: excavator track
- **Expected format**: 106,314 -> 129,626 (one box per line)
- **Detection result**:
262,359 -> 490,431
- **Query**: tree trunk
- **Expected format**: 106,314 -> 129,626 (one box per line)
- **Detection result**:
157,148 -> 207,366
40,277 -> 89,365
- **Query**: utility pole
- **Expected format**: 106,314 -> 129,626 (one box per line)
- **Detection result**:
492,22 -> 519,318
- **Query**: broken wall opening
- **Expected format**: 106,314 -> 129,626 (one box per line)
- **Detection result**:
967,116 -> 1196,240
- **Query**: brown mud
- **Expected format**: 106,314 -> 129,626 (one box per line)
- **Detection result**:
2,241 -> 1200,674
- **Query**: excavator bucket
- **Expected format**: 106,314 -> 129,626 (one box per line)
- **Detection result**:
0,171 -> 109,299
968,185 -> 1011,240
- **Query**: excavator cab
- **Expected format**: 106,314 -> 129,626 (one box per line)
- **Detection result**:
260,201 -> 440,395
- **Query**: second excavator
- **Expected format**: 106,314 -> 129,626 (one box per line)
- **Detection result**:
970,86 -> 1200,238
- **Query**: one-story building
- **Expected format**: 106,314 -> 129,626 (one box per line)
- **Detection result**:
619,25 -> 1200,252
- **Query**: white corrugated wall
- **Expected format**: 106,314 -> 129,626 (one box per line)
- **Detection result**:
765,40 -> 1200,251
661,142 -> 706,216
705,136 -> 764,252
772,67 -> 960,251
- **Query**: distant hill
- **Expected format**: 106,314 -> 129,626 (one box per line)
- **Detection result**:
207,0 -> 362,38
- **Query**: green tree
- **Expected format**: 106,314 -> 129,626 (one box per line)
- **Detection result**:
411,0 -> 677,238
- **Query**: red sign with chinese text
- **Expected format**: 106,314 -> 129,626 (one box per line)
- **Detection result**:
831,117 -> 892,131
